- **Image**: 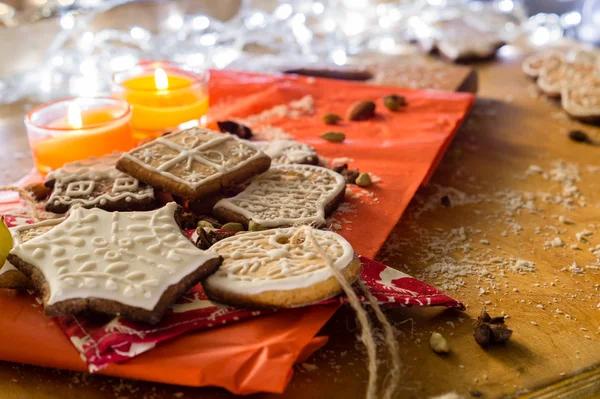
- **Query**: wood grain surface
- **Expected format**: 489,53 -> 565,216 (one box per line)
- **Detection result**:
2,10 -> 600,399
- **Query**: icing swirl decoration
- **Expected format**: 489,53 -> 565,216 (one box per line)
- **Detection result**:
9,203 -> 219,310
214,164 -> 345,228
204,227 -> 355,295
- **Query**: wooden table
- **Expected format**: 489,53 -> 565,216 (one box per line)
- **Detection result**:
2,14 -> 600,399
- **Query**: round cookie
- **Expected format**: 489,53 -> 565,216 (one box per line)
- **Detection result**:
202,227 -> 360,308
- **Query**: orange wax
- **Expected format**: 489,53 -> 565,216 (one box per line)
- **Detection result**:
113,68 -> 209,137
28,105 -> 134,175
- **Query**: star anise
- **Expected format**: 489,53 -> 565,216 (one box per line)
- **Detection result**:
474,307 -> 512,348
217,120 -> 253,139
195,228 -> 237,250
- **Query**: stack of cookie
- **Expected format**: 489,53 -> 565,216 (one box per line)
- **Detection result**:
522,49 -> 600,123
4,127 -> 360,324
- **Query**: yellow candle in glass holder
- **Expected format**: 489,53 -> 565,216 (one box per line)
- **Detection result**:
112,63 -> 209,139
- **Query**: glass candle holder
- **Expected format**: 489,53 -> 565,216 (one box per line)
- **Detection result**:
25,97 -> 134,174
112,62 -> 210,140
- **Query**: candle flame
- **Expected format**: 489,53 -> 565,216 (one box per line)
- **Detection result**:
154,68 -> 169,90
67,102 -> 83,129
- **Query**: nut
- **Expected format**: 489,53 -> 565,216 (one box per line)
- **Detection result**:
383,94 -> 406,111
429,332 -> 450,354
25,183 -> 51,201
347,100 -> 376,121
321,131 -> 346,143
197,220 -> 214,230
355,173 -> 372,187
322,113 -> 342,125
248,220 -> 265,231
221,222 -> 245,232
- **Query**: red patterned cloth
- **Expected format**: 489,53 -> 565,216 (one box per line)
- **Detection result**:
4,214 -> 463,371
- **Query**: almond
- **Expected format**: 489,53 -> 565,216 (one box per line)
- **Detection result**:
347,100 -> 376,121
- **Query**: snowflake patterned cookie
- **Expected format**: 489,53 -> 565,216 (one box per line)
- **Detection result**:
202,227 -> 360,308
45,152 -> 156,214
0,218 -> 63,289
116,127 -> 271,200
7,203 -> 222,324
213,164 -> 346,229
251,140 -> 318,165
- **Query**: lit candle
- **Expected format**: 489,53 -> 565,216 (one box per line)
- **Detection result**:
25,97 -> 134,174
112,62 -> 209,139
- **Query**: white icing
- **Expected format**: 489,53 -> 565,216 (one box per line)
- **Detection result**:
122,127 -> 267,190
251,140 -> 317,165
9,203 -> 219,310
205,227 -> 354,295
214,164 -> 345,228
0,218 -> 65,277
46,152 -> 154,209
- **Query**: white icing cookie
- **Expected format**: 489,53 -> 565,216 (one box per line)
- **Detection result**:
0,219 -> 63,289
202,227 -> 360,307
117,127 -> 271,199
45,152 -> 155,214
251,140 -> 317,165
562,86 -> 600,122
213,164 -> 346,228
537,62 -> 600,97
521,51 -> 565,79
8,203 -> 221,322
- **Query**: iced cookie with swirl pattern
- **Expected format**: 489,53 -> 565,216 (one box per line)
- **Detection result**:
212,164 -> 346,229
202,227 -> 360,308
562,86 -> 600,124
45,152 -> 156,214
116,127 -> 271,200
251,140 -> 318,165
537,61 -> 600,98
7,203 -> 222,324
0,219 -> 63,289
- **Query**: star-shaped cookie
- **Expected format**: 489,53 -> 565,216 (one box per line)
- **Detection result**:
0,218 -> 63,289
45,152 -> 156,214
117,127 -> 271,200
202,227 -> 360,308
213,164 -> 346,228
8,202 -> 222,324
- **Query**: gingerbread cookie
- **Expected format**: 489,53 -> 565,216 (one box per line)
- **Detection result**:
202,227 -> 360,308
411,19 -> 505,62
562,87 -> 600,123
252,140 -> 318,165
213,164 -> 346,229
521,51 -> 565,79
7,203 -> 222,324
0,218 -> 64,289
45,152 -> 156,214
537,62 -> 599,97
116,127 -> 271,200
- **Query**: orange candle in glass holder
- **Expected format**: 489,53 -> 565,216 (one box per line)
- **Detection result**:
112,62 -> 209,140
25,97 -> 134,174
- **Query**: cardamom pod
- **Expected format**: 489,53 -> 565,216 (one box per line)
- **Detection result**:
321,113 -> 342,125
347,100 -> 376,121
355,173 -> 372,187
221,222 -> 245,232
383,94 -> 406,111
248,220 -> 265,231
197,220 -> 214,230
321,131 -> 346,143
